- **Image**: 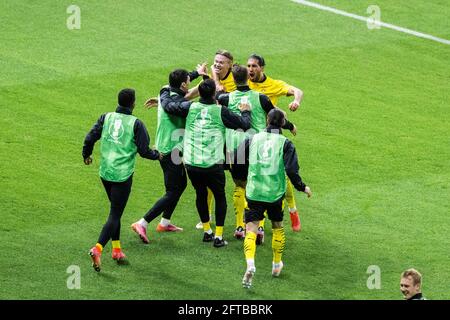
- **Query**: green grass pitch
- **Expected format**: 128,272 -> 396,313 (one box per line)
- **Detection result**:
0,0 -> 449,299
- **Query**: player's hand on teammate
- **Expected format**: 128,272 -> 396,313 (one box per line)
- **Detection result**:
84,157 -> 93,165
304,186 -> 312,198
289,100 -> 300,111
144,97 -> 158,109
239,101 -> 251,112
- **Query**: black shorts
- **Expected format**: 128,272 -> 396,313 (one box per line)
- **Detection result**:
225,149 -> 248,180
245,197 -> 284,223
230,163 -> 248,181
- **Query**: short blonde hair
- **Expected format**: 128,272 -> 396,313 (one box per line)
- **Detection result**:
401,268 -> 422,286
215,49 -> 233,62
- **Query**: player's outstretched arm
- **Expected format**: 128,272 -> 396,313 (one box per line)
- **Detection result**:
145,85 -> 171,109
287,86 -> 304,111
144,97 -> 158,109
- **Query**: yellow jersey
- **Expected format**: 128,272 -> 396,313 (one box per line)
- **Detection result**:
209,70 -> 236,93
248,74 -> 291,106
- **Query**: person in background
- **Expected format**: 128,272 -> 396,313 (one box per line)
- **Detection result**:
400,268 -> 426,300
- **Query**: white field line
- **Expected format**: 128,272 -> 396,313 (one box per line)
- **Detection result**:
291,0 -> 450,45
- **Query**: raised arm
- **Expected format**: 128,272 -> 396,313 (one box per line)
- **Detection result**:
184,63 -> 210,101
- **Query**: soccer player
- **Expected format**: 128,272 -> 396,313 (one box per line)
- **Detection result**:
185,50 -> 235,100
247,54 -> 304,110
159,79 -> 251,247
247,54 -> 304,232
83,88 -> 160,272
131,68 -> 203,243
216,65 -> 296,241
210,49 -> 236,93
237,109 -> 312,288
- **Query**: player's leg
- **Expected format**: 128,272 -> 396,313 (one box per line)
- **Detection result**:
90,176 -> 132,270
256,213 -> 266,245
285,178 -> 301,232
232,178 -> 247,239
242,199 -> 265,288
197,188 -> 214,229
131,157 -> 167,242
257,198 -> 285,245
157,157 -> 187,231
207,169 -> 228,247
207,187 -> 214,221
186,168 -> 214,242
88,178 -> 113,271
109,176 -> 133,263
230,160 -> 248,239
131,155 -> 184,243
267,198 -> 285,277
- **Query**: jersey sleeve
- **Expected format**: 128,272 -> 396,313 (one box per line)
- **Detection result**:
271,79 -> 291,97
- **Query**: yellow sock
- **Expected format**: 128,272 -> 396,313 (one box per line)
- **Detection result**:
112,240 -> 121,250
95,243 -> 103,252
243,197 -> 248,225
207,188 -> 214,215
244,231 -> 257,260
272,228 -> 285,264
203,222 -> 211,233
233,186 -> 246,228
285,179 -> 297,210
215,226 -> 223,238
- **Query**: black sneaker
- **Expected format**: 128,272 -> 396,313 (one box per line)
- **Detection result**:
213,238 -> 228,248
203,232 -> 215,242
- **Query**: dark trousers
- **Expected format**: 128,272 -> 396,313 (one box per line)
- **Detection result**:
97,175 -> 133,246
143,154 -> 187,223
186,165 -> 227,227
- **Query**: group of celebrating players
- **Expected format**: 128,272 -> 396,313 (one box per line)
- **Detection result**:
83,50 -> 312,288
